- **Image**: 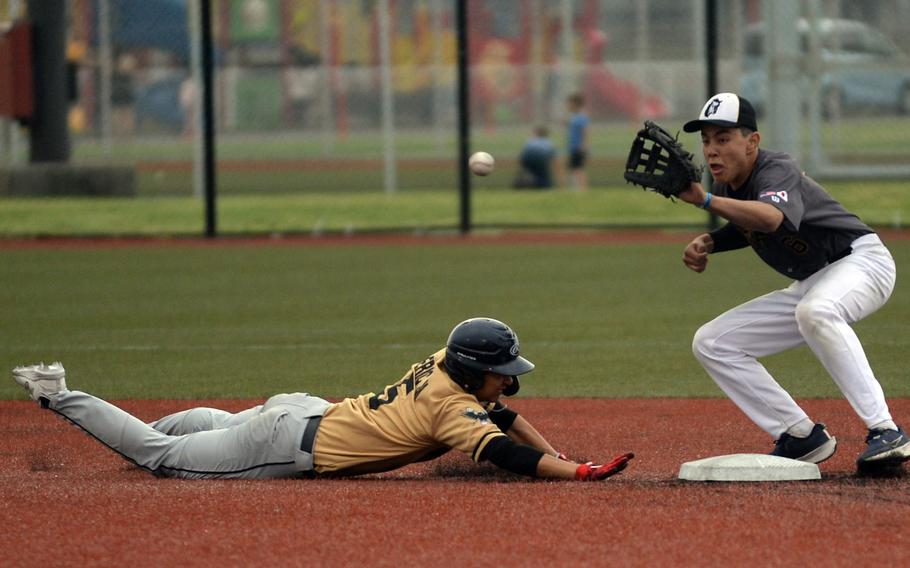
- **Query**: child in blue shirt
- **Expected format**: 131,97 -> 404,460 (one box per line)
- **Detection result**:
566,93 -> 590,191
514,126 -> 557,189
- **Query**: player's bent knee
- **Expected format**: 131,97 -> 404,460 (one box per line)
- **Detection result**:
692,323 -> 722,360
151,408 -> 218,435
177,408 -> 218,433
795,298 -> 840,336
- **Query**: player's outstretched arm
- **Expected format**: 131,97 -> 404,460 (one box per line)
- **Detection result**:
480,436 -> 633,480
679,182 -> 783,232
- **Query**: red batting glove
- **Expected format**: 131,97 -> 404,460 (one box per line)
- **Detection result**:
575,452 -> 635,481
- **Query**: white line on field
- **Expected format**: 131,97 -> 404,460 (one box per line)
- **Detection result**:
4,340 -> 681,352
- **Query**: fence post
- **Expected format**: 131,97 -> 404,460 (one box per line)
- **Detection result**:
201,0 -> 217,237
28,0 -> 70,162
456,0 -> 470,234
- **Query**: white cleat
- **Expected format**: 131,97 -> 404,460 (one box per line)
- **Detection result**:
12,362 -> 67,406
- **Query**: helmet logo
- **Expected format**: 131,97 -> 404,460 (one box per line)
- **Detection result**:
456,351 -> 477,361
509,343 -> 519,357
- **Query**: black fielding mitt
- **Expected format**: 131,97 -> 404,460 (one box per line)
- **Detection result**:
623,120 -> 702,199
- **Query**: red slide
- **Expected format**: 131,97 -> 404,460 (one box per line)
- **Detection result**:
583,29 -> 668,120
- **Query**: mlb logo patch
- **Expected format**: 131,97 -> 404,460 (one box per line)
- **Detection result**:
760,190 -> 788,204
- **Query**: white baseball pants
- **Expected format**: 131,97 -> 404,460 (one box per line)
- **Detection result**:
692,233 -> 896,438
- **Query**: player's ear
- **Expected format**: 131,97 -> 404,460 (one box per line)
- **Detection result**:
746,130 -> 760,153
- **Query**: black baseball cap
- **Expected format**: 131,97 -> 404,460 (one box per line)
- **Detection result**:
683,92 -> 758,133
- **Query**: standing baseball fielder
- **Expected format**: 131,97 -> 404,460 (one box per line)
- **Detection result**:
12,317 -> 633,481
676,92 -> 909,469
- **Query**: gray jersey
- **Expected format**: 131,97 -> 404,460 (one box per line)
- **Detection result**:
712,149 -> 872,280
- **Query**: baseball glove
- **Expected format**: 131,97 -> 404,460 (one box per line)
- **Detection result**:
623,120 -> 702,199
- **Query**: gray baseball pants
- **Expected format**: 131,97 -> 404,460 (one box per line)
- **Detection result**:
47,391 -> 330,479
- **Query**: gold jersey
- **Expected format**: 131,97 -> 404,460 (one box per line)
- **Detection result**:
313,349 -> 506,476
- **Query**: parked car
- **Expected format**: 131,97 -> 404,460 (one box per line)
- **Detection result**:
740,18 -> 910,118
135,74 -> 187,132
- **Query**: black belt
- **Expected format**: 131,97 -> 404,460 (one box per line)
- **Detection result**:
299,415 -> 322,453
830,247 -> 852,263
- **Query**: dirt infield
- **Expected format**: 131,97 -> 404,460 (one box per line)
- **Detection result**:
2,397 -> 908,567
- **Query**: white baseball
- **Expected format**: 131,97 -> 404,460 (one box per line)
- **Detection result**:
469,151 -> 495,176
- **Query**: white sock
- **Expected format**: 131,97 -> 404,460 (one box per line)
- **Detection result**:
786,419 -> 815,438
870,420 -> 898,432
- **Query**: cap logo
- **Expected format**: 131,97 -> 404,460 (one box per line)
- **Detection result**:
684,92 -> 756,133
704,98 -> 723,117
509,343 -> 520,357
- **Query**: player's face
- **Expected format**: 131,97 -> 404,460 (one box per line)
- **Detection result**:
475,372 -> 514,402
700,125 -> 760,188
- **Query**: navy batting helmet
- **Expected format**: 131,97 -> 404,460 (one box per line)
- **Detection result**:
444,317 -> 534,396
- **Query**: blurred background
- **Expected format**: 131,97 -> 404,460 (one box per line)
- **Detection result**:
1,0 -> 909,235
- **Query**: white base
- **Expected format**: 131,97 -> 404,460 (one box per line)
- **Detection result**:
678,453 -> 821,482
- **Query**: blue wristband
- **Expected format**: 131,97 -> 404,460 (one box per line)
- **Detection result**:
700,192 -> 713,210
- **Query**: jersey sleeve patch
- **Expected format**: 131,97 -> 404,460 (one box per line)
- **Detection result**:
759,190 -> 788,204
461,407 -> 491,424
754,158 -> 805,231
434,397 -> 506,459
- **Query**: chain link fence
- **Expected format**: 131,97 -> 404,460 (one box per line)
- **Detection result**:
1,0 -> 908,235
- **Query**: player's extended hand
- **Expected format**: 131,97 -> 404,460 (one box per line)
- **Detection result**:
574,452 -> 634,481
683,235 -> 712,273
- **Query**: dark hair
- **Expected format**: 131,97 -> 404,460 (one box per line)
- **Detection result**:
533,125 -> 549,137
700,126 -> 756,138
568,93 -> 585,107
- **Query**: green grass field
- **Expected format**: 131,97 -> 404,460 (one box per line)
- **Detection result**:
1,180 -> 908,236
2,114 -> 908,235
3,239 -> 909,401
71,117 -> 910,162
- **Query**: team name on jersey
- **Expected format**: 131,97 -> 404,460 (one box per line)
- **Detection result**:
740,227 -> 809,256
740,227 -> 767,248
779,233 -> 809,255
368,355 -> 435,410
